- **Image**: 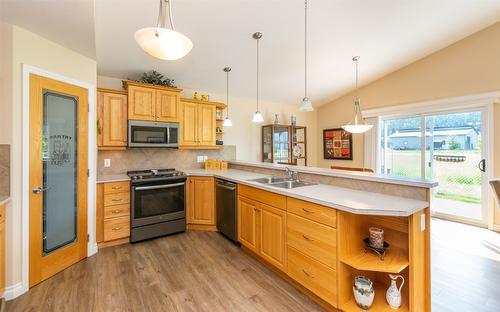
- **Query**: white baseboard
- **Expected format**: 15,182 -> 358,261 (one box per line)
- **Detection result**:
88,242 -> 98,257
4,282 -> 26,301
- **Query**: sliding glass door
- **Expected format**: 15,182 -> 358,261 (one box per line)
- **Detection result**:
380,109 -> 487,226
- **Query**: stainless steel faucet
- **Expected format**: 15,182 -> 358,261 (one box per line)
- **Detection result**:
285,167 -> 299,181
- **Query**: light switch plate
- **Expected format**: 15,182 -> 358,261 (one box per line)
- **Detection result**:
420,214 -> 426,231
104,159 -> 111,168
203,155 -> 208,161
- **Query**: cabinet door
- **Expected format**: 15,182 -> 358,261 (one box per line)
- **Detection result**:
128,85 -> 156,121
188,177 -> 215,225
238,196 -> 260,254
99,92 -> 127,147
197,103 -> 216,146
259,203 -> 287,271
156,89 -> 179,122
180,101 -> 198,146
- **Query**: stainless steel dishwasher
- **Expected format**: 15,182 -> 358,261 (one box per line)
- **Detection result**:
216,178 -> 238,243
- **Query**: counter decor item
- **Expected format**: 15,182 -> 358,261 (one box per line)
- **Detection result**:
274,114 -> 279,124
291,114 -> 297,126
386,274 -> 405,309
193,92 -> 199,100
201,94 -> 208,101
205,159 -> 228,170
323,128 -> 353,160
353,276 -> 375,310
369,227 -> 384,248
363,237 -> 389,260
136,70 -> 176,87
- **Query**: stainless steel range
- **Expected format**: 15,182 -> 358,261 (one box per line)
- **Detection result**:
127,168 -> 186,243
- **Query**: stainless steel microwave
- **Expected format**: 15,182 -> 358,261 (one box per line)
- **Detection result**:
128,120 -> 179,148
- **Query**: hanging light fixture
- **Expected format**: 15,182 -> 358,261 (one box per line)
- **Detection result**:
252,32 -> 264,123
299,0 -> 314,112
134,0 -> 193,61
342,56 -> 373,133
223,67 -> 233,127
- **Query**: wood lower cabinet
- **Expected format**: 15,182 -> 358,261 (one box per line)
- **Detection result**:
0,203 -> 5,296
97,88 -> 128,149
180,99 -> 217,148
96,181 -> 130,247
124,80 -> 181,122
187,177 -> 215,227
238,190 -> 287,272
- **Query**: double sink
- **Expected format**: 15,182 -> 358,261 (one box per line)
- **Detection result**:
248,176 -> 316,189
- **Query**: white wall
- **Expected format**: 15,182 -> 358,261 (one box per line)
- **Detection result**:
97,75 -> 319,166
4,24 -> 97,291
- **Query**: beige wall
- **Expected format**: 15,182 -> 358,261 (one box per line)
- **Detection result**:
5,24 -> 97,289
97,76 -> 319,167
0,22 -> 13,144
317,21 -> 500,225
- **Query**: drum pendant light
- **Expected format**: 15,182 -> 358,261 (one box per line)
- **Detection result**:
223,67 -> 233,127
299,0 -> 314,112
134,0 -> 193,60
252,32 -> 264,123
342,56 -> 373,133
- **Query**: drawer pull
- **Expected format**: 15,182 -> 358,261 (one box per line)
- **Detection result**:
111,199 -> 123,202
111,227 -> 122,231
302,208 -> 314,213
302,234 -> 315,241
111,209 -> 122,214
111,186 -> 122,190
254,207 -> 261,212
302,269 -> 314,278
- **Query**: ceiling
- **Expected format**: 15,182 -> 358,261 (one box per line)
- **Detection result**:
0,0 -> 96,58
2,1 -> 500,107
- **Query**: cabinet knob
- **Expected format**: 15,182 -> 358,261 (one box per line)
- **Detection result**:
302,234 -> 315,242
302,208 -> 314,213
111,227 -> 122,231
302,269 -> 314,278
111,209 -> 122,214
111,198 -> 123,202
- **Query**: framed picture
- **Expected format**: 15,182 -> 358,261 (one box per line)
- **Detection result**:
323,128 -> 353,160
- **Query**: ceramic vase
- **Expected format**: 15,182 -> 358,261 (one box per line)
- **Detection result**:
369,227 -> 384,248
386,274 -> 405,309
353,276 -> 375,310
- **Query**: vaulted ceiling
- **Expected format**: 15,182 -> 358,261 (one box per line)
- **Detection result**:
2,0 -> 500,106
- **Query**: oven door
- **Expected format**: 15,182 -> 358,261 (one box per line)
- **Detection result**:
131,181 -> 185,227
128,120 -> 179,148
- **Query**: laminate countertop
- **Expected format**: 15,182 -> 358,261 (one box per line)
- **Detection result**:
96,174 -> 130,184
0,195 -> 10,206
184,169 -> 429,217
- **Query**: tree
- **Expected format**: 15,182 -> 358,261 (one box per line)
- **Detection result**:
448,136 -> 460,150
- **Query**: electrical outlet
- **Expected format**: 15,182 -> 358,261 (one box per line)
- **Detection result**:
420,214 -> 426,231
104,159 -> 111,168
197,156 -> 204,163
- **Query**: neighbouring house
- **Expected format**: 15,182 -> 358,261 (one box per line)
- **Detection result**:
387,126 -> 479,150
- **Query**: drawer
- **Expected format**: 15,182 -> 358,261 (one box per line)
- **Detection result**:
239,185 -> 286,210
104,203 -> 130,219
104,192 -> 130,207
287,213 -> 337,269
0,204 -> 5,223
287,197 -> 336,227
104,181 -> 130,194
287,246 -> 337,307
103,216 -> 130,241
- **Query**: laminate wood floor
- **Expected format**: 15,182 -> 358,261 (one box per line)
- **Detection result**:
6,231 -> 323,312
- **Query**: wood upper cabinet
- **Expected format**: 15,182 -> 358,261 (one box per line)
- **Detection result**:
197,103 -> 216,145
180,100 -> 216,147
124,81 -> 181,122
187,177 -> 215,225
180,101 -> 198,146
259,203 -> 287,271
128,85 -> 156,121
97,89 -> 128,149
156,89 -> 180,122
238,196 -> 260,254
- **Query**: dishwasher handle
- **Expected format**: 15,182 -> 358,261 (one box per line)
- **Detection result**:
216,181 -> 236,191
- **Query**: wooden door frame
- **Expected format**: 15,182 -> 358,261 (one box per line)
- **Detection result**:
18,65 -> 97,298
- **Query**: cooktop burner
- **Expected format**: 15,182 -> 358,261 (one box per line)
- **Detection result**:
127,168 -> 185,181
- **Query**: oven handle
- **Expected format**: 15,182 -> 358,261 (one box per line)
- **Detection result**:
134,182 -> 185,191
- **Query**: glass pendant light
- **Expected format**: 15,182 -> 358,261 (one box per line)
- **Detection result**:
342,56 -> 373,133
300,0 -> 314,112
252,32 -> 264,123
134,0 -> 193,60
223,67 -> 233,127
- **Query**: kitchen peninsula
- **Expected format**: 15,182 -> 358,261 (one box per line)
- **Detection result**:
97,160 -> 435,311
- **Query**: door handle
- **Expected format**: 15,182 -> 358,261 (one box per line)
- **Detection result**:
33,186 -> 50,194
478,159 -> 486,172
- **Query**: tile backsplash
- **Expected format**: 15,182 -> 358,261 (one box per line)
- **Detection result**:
97,145 -> 236,175
0,144 -> 10,196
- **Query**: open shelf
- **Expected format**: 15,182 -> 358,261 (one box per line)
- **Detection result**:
341,282 -> 408,312
341,247 -> 409,273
